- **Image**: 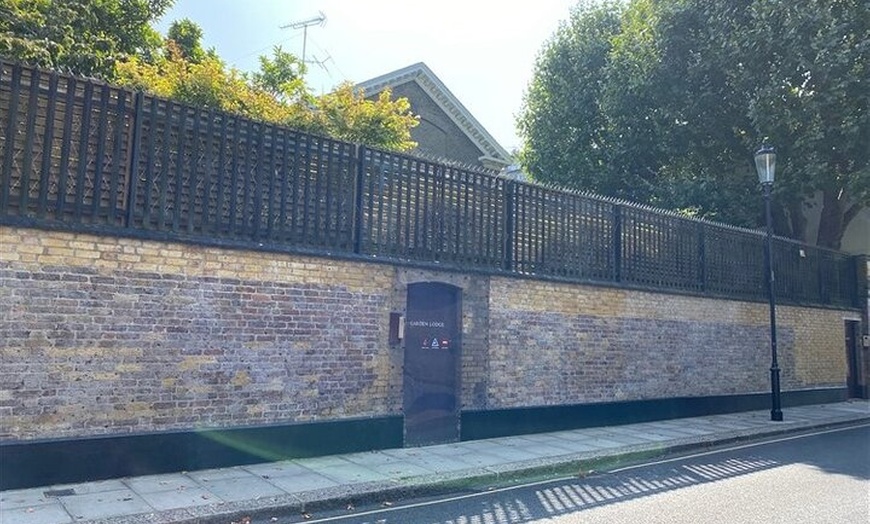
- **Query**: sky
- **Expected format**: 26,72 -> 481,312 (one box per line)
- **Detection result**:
155,0 -> 579,154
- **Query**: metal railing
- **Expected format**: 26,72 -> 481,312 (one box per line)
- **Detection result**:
0,60 -> 859,308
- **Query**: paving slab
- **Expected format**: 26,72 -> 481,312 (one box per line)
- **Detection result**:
483,445 -> 554,462
442,450 -> 508,468
341,451 -> 404,468
193,475 -> 286,502
314,462 -> 392,484
123,474 -> 197,494
58,490 -> 152,521
189,467 -> 260,483
136,486 -> 217,511
366,460 -> 438,478
262,471 -> 340,494
243,460 -> 313,479
1,487 -> 56,509
0,503 -> 72,524
401,454 -> 480,474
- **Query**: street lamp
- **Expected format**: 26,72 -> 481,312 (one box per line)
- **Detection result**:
755,145 -> 783,422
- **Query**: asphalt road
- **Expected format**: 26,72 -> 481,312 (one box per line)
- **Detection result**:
289,424 -> 870,524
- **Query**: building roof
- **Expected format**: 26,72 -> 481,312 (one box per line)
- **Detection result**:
355,62 -> 512,168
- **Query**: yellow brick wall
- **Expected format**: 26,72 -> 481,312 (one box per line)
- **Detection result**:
0,225 -> 859,438
1,227 -> 393,293
487,277 -> 852,407
1,226 -> 399,440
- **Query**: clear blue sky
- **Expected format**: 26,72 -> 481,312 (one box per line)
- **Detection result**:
156,0 -> 578,154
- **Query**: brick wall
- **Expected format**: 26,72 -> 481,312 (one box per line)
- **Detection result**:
0,225 -> 859,441
388,82 -> 485,167
0,227 -> 398,440
486,277 -> 851,409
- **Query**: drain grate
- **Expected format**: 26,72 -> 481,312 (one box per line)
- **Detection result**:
44,488 -> 76,497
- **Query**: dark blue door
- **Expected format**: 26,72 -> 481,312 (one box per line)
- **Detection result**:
403,282 -> 461,446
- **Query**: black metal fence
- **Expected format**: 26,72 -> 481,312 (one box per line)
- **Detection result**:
0,60 -> 860,308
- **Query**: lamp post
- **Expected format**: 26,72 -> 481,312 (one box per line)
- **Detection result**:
755,145 -> 783,422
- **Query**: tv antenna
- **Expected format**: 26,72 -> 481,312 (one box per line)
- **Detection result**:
280,11 -> 327,70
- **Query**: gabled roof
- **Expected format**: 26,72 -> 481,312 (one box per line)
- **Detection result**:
355,62 -> 512,167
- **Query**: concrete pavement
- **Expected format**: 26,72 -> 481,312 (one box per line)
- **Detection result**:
2,400 -> 868,524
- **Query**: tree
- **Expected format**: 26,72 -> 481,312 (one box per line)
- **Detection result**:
518,1 -> 623,196
0,0 -> 172,78
518,0 -> 869,249
250,46 -> 309,103
312,84 -> 417,151
115,42 -> 299,121
165,18 -> 208,63
115,34 -> 418,152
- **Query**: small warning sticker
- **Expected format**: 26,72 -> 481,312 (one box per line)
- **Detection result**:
421,337 -> 451,350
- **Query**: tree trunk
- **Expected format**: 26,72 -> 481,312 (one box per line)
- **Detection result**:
786,198 -> 808,243
816,188 -> 861,250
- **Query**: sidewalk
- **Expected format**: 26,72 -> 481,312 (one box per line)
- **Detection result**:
3,400 -> 869,524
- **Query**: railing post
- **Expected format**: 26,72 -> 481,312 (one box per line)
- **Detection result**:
125,91 -> 144,229
613,204 -> 622,282
698,222 -> 707,292
352,144 -> 366,254
817,251 -> 827,304
852,254 -> 865,309
19,67 -> 41,214
503,180 -> 515,271
1,63 -> 22,214
37,71 -> 60,219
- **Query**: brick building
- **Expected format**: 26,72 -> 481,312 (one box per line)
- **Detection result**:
356,62 -> 512,171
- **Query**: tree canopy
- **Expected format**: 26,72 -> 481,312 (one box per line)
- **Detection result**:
0,0 -> 171,77
1,0 -> 418,152
518,0 -> 869,250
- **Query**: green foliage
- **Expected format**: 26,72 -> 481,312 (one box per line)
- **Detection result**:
115,42 -> 418,152
518,1 -> 623,194
250,46 -> 309,102
0,0 -> 172,78
519,0 -> 869,249
165,18 -> 207,63
116,43 -> 309,123
313,85 -> 418,151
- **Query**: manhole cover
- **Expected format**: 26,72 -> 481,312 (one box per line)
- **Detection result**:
44,488 -> 76,497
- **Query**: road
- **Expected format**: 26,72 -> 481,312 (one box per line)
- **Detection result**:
290,424 -> 870,524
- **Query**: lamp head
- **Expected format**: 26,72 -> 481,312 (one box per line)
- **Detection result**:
755,146 -> 776,186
